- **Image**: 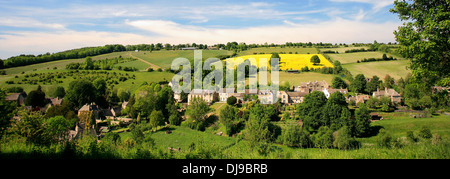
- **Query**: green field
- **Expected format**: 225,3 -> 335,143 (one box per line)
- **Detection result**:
131,50 -> 234,69
327,51 -> 387,64
279,71 -> 336,86
342,59 -> 410,80
110,113 -> 449,159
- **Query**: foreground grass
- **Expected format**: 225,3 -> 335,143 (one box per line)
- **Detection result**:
1,113 -> 449,159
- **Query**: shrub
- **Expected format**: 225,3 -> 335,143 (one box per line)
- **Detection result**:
226,96 -> 237,106
313,126 -> 334,148
333,126 -> 359,150
376,128 -> 392,148
406,131 -> 418,143
418,126 -> 432,139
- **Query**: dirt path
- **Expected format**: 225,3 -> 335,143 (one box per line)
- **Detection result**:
128,52 -> 163,71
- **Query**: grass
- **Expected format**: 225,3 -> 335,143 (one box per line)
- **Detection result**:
279,71 -> 337,86
342,59 -> 410,80
149,125 -> 238,151
327,51 -> 387,64
222,113 -> 450,159
1,69 -> 173,95
131,50 -> 234,69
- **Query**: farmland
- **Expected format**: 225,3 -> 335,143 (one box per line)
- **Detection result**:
342,59 -> 410,80
225,54 -> 334,71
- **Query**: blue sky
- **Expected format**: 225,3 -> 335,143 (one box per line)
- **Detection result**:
0,0 -> 401,59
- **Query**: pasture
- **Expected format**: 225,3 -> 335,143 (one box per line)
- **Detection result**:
342,59 -> 410,80
327,51 -> 387,64
130,50 -> 234,69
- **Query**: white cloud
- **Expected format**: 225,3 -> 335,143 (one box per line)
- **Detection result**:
0,17 -> 65,29
0,18 -> 401,59
125,18 -> 400,45
0,30 -> 149,58
329,0 -> 394,12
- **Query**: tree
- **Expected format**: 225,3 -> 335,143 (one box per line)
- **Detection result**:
84,57 -> 94,70
297,91 -> 327,131
0,89 -> 16,129
390,0 -> 450,85
310,55 -> 321,65
382,74 -> 395,89
245,103 -> 272,147
149,110 -> 164,129
331,76 -> 347,89
46,116 -> 70,143
281,124 -> 310,148
226,96 -> 237,106
366,76 -> 381,94
320,92 -> 350,129
219,105 -> 238,136
93,78 -> 107,97
353,103 -> 371,137
25,87 -> 46,107
54,86 -> 65,98
350,74 -> 367,94
8,111 -> 48,145
66,80 -> 96,108
333,126 -> 358,150
313,126 -> 334,148
185,98 -> 211,131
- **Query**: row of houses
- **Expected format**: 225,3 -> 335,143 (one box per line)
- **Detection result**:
174,80 -> 406,105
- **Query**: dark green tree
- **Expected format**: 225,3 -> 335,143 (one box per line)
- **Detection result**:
320,92 -> 350,129
353,103 -> 371,137
350,74 -> 367,94
54,86 -> 66,98
66,80 -> 96,108
310,55 -> 321,65
185,98 -> 212,131
297,91 -> 327,131
219,105 -> 238,136
366,75 -> 381,94
226,96 -> 237,106
245,103 -> 272,147
25,86 -> 46,107
149,110 -> 164,129
331,76 -> 348,89
84,57 -> 94,70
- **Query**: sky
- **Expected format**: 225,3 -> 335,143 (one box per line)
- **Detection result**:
0,0 -> 402,59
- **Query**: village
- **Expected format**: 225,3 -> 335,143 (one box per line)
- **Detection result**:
6,77 -> 445,143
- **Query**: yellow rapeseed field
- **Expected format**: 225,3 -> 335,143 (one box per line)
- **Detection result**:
279,54 -> 334,71
224,54 -> 334,71
223,54 -> 273,70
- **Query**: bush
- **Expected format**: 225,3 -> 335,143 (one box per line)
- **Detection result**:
376,129 -> 392,148
406,131 -> 418,143
281,125 -> 311,148
313,126 -> 334,148
168,113 -> 181,126
333,126 -> 359,150
226,96 -> 237,106
418,126 -> 432,139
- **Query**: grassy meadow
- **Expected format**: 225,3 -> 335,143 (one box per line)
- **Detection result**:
130,50 -> 234,69
342,59 -> 410,80
110,112 -> 449,159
